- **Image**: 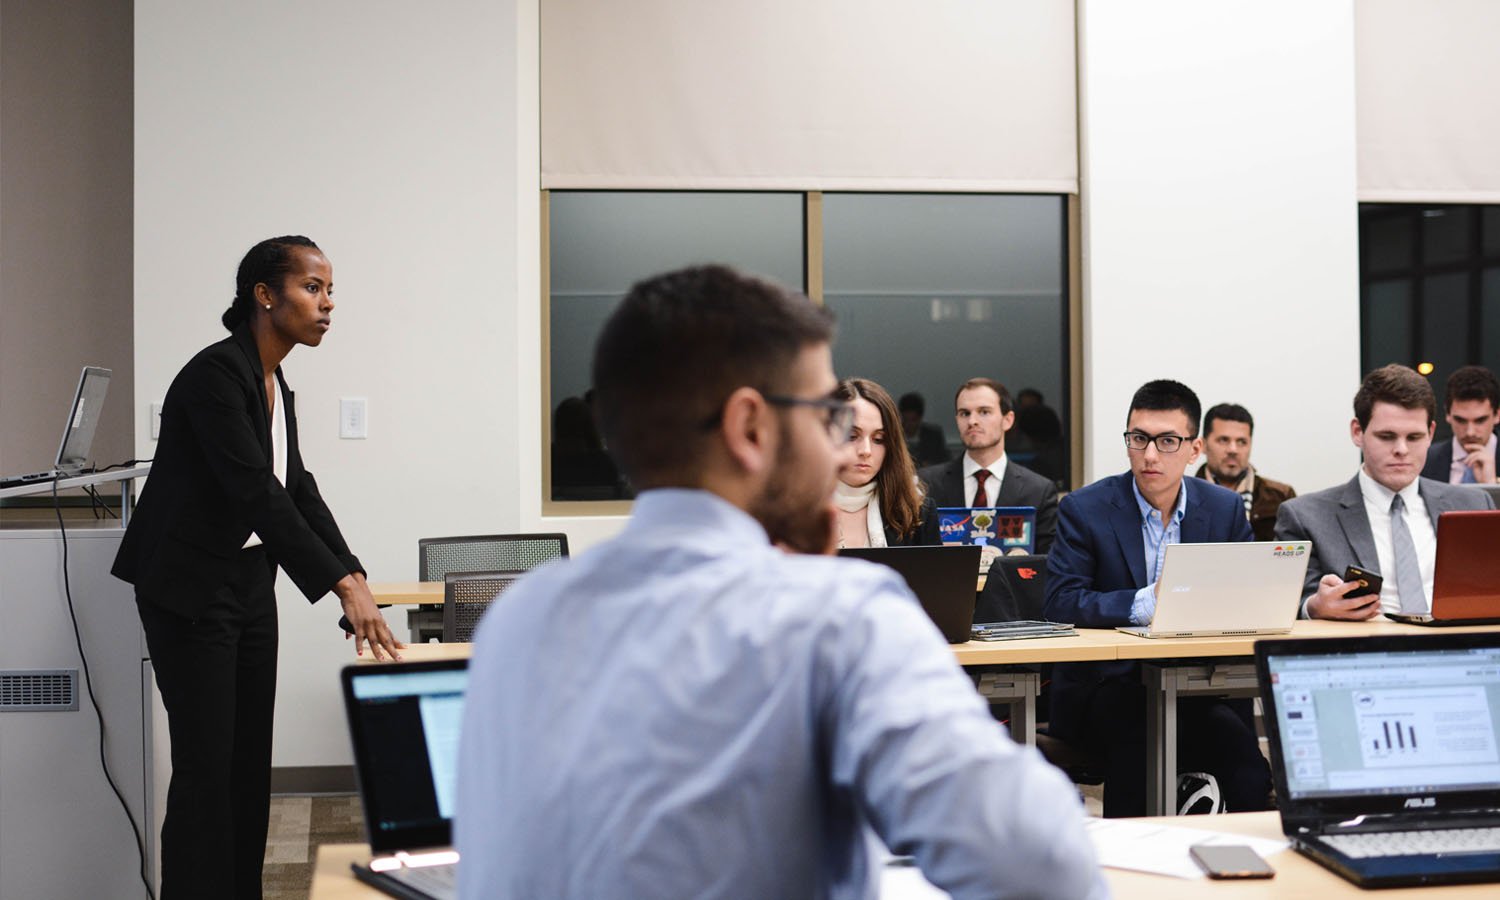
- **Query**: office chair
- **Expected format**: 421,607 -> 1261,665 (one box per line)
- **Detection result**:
442,570 -> 525,642
418,533 -> 569,582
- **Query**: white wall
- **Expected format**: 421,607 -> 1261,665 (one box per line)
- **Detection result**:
1078,1 -> 1363,490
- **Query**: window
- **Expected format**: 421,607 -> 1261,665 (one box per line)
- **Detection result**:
1359,204 -> 1500,439
545,191 -> 1072,504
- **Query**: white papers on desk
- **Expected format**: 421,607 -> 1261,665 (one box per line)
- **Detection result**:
879,857 -> 950,899
1085,818 -> 1289,879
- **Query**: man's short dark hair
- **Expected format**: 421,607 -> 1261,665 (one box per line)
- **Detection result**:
954,377 -> 1013,415
591,265 -> 834,487
1353,364 -> 1436,429
1444,365 -> 1500,412
898,392 -> 925,416
1203,403 -> 1254,437
1127,380 -> 1202,436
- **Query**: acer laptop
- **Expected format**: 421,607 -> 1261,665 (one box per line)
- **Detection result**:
935,506 -> 1036,554
840,545 -> 982,643
342,659 -> 469,900
1257,633 -> 1500,888
1388,510 -> 1500,627
0,366 -> 111,490
1117,541 -> 1309,638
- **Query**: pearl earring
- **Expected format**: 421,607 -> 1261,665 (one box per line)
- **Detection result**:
264,304 -> 271,310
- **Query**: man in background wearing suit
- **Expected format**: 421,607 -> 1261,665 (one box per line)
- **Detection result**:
1044,380 -> 1270,818
917,377 -> 1059,553
1421,364 -> 1498,485
1276,364 -> 1495,620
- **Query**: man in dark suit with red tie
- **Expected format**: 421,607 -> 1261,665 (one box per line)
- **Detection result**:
916,377 -> 1059,553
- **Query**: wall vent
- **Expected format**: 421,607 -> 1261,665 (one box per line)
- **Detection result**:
0,669 -> 79,712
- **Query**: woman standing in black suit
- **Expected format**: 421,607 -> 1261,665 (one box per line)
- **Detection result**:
113,235 -> 402,899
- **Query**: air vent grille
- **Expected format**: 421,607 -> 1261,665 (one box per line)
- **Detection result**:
0,669 -> 79,711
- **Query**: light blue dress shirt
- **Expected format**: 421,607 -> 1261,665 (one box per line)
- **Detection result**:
1129,479 -> 1188,625
456,489 -> 1105,900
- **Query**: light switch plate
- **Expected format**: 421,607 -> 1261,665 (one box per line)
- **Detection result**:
150,402 -> 163,439
340,398 -> 368,439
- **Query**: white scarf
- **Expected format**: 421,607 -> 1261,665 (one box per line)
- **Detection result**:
833,480 -> 888,548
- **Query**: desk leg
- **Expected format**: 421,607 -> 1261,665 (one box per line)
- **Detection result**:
973,670 -> 1039,746
1143,664 -> 1177,816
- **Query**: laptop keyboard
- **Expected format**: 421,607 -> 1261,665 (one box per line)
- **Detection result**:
388,862 -> 458,897
1322,828 -> 1500,858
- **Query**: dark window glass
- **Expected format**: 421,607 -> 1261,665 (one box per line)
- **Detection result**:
822,193 -> 1069,486
1365,280 -> 1411,369
1364,212 -> 1413,274
547,191 -> 803,501
1421,206 -> 1471,266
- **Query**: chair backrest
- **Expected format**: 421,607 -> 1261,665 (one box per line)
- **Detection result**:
442,570 -> 525,642
418,533 -> 569,582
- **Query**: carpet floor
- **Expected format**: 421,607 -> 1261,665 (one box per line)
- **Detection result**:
264,793 -> 365,900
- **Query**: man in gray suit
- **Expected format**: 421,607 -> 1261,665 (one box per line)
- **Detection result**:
1276,365 -> 1495,620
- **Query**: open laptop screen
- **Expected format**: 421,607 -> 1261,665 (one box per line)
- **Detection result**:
343,661 -> 468,853
1264,644 -> 1500,801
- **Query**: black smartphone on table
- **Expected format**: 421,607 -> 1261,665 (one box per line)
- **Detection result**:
1189,844 -> 1275,879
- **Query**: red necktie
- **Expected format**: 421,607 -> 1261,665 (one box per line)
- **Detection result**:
973,469 -> 991,508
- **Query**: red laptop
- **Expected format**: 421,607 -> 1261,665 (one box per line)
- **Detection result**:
1390,509 -> 1500,626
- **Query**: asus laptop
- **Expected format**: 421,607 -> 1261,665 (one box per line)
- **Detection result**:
0,366 -> 111,489
1116,541 -> 1309,638
839,545 -> 982,643
935,506 -> 1037,554
1257,633 -> 1500,888
342,659 -> 469,900
1388,510 -> 1500,627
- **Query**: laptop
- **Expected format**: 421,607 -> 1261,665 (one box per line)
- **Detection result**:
1256,633 -> 1500,888
341,659 -> 469,900
1116,541 -> 1309,638
0,366 -> 111,489
936,506 -> 1036,554
1389,510 -> 1500,627
839,545 -> 982,643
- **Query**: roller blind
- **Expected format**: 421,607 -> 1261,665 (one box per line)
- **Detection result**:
1357,0 -> 1500,202
541,0 -> 1077,193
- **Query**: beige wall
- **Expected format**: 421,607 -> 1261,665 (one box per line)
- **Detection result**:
0,0 -> 133,475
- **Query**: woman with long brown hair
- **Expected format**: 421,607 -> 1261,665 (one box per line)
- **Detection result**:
832,377 -> 936,547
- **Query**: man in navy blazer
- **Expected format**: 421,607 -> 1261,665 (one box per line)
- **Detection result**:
1045,380 -> 1270,818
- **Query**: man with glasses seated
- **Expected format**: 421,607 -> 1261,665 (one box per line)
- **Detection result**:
456,265 -> 1103,899
1044,379 -> 1271,818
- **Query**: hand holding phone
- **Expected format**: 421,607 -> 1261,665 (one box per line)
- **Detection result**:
1190,844 -> 1274,879
1342,565 -> 1383,600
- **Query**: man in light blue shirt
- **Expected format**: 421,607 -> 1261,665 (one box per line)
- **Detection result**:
456,265 -> 1104,899
1045,380 -> 1266,818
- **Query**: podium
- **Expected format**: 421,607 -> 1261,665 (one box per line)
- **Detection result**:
0,466 -> 164,899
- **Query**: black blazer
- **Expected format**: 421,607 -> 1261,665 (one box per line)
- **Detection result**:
113,325 -> 362,617
916,455 -> 1060,553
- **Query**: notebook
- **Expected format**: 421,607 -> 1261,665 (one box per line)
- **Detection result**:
1116,541 -> 1308,638
839,545 -> 982,643
1388,509 -> 1500,626
0,366 -> 111,490
1256,633 -> 1500,888
341,659 -> 469,900
935,506 -> 1037,554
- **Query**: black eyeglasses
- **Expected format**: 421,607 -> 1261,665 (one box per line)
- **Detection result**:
1123,430 -> 1193,453
699,392 -> 857,445
766,394 -> 857,445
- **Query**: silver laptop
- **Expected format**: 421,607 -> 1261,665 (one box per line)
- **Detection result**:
0,366 -> 111,489
1117,541 -> 1310,638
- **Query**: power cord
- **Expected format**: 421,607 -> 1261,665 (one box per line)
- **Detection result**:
51,479 -> 157,900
